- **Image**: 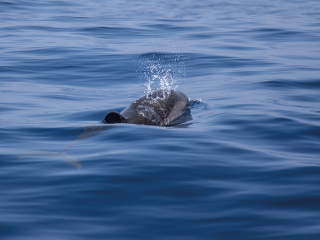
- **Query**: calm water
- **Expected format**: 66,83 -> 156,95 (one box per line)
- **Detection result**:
1,0 -> 320,239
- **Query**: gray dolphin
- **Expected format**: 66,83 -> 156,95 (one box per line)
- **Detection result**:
104,90 -> 190,126
18,90 -> 191,168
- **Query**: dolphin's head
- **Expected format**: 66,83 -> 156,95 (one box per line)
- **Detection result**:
104,111 -> 127,124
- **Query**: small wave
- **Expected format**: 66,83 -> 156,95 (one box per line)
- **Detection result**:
260,78 -> 320,90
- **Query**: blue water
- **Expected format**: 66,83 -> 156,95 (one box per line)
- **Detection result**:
1,0 -> 320,239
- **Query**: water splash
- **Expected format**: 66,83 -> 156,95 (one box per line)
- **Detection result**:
189,98 -> 205,108
138,52 -> 186,97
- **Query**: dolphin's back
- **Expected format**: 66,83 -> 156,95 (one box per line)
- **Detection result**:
120,90 -> 189,126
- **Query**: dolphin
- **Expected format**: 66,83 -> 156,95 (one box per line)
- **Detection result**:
18,90 -> 192,168
104,90 -> 190,126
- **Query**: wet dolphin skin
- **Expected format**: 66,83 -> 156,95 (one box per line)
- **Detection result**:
104,90 -> 189,126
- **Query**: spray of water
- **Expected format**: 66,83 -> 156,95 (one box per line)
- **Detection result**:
138,53 -> 186,98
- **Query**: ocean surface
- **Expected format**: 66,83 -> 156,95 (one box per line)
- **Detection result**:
1,0 -> 320,239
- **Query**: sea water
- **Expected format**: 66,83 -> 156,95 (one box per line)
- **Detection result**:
1,0 -> 320,239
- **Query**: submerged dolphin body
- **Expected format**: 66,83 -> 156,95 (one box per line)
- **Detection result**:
104,90 -> 189,126
18,125 -> 117,169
